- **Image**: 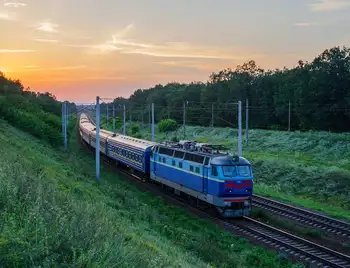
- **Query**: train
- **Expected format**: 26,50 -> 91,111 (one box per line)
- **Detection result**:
79,113 -> 254,218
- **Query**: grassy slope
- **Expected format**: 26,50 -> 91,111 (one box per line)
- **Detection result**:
0,119 -> 300,268
104,120 -> 350,221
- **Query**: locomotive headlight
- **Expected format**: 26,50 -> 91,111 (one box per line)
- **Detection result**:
244,200 -> 250,206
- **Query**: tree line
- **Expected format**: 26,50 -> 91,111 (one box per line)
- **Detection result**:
0,72 -> 75,146
104,46 -> 350,132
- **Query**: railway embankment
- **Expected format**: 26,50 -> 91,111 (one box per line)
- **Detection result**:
0,119 -> 299,268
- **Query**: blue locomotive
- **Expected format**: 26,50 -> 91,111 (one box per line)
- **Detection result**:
79,113 -> 253,217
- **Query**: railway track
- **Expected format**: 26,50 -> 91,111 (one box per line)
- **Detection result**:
253,195 -> 350,238
79,138 -> 350,268
240,217 -> 350,268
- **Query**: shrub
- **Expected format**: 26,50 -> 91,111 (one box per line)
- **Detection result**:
131,123 -> 140,134
158,119 -> 179,133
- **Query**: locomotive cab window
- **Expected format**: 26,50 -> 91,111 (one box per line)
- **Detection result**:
195,167 -> 200,174
190,165 -> 194,172
172,160 -> 176,166
179,162 -> 183,168
222,166 -> 237,177
238,166 -> 251,177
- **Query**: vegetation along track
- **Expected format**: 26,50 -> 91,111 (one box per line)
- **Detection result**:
252,195 -> 350,238
79,136 -> 350,268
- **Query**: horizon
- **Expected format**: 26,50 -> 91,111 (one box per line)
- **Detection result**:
1,0 -> 350,103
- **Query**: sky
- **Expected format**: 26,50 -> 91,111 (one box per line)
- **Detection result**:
1,0 -> 350,103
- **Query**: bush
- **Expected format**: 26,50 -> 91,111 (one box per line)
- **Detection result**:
0,95 -> 63,147
131,123 -> 140,134
158,119 -> 179,133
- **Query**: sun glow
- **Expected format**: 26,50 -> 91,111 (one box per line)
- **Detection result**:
0,68 -> 9,74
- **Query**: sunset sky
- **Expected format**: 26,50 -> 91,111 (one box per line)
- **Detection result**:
1,0 -> 350,103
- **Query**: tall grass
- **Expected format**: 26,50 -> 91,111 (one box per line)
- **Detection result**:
0,119 -> 300,268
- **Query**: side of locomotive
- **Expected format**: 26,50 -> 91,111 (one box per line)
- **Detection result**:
150,144 -> 253,217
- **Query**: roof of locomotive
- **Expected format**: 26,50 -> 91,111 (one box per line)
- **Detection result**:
210,155 -> 251,166
155,142 -> 251,166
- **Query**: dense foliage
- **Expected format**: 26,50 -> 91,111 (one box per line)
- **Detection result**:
158,119 -> 179,134
104,46 -> 350,132
0,72 -> 75,146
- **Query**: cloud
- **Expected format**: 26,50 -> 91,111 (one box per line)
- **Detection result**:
20,65 -> 88,72
294,22 -> 317,26
4,2 -> 27,7
65,24 -> 264,60
156,60 -> 229,71
0,11 -> 16,20
35,75 -> 126,82
64,44 -> 122,54
113,24 -> 134,38
120,42 -> 262,60
34,22 -> 59,33
34,38 -> 59,43
0,49 -> 34,53
309,0 -> 350,11
24,65 -> 40,68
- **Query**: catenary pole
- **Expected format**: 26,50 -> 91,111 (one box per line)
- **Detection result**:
62,102 -> 65,146
95,96 -> 100,181
112,104 -> 115,133
238,101 -> 242,157
246,98 -> 249,147
123,104 -> 126,135
183,101 -> 186,139
288,100 -> 291,131
64,102 -> 67,150
149,104 -> 151,131
106,103 -> 109,127
152,103 -> 155,141
211,103 -> 214,127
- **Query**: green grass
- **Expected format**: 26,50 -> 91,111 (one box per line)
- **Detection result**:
252,209 -> 322,239
102,120 -> 350,221
0,118 -> 301,268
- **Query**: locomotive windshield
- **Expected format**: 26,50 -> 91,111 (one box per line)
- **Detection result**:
222,165 -> 251,177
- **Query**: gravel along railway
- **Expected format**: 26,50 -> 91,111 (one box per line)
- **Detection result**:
79,135 -> 350,268
252,195 -> 350,238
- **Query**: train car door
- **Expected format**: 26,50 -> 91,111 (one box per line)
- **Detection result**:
202,167 -> 208,193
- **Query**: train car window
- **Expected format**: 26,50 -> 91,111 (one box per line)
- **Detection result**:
172,160 -> 176,166
162,158 -> 166,163
195,167 -> 200,174
204,157 -> 209,165
237,166 -> 251,177
222,166 -> 237,177
190,165 -> 194,172
159,156 -> 162,162
179,162 -> 183,168
174,151 -> 185,159
212,166 -> 218,176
